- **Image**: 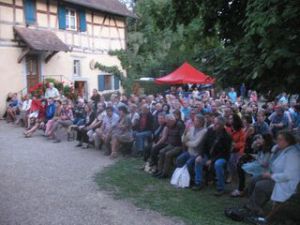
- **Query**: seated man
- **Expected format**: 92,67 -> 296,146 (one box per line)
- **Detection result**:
193,116 -> 232,196
73,99 -> 86,126
176,114 -> 207,172
134,104 -> 154,152
94,106 -> 119,154
52,100 -> 74,143
269,106 -> 289,137
86,103 -> 106,148
153,114 -> 185,179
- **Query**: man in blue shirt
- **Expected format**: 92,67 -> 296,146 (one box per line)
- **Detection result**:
228,87 -> 237,104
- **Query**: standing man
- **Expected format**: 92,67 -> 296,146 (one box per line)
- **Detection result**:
228,87 -> 237,104
240,83 -> 246,99
45,83 -> 60,99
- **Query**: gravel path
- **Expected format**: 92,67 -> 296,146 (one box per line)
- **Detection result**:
0,122 -> 183,225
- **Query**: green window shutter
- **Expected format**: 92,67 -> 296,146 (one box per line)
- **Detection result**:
78,9 -> 87,32
114,76 -> 120,90
58,5 -> 66,30
24,0 -> 36,25
98,75 -> 105,91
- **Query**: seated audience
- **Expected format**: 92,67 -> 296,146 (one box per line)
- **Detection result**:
244,131 -> 300,216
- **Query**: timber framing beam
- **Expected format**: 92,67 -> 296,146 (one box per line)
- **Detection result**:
45,51 -> 58,63
17,47 -> 31,63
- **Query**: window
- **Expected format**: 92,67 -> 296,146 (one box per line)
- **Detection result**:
73,60 -> 81,76
58,5 -> 86,32
104,75 -> 113,90
66,8 -> 77,31
98,75 -> 114,91
24,0 -> 36,25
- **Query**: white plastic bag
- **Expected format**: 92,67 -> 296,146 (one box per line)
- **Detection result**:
170,166 -> 190,188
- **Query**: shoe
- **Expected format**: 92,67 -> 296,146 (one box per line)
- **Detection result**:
76,143 -> 82,147
230,189 -> 244,197
226,176 -> 232,184
53,140 -> 61,143
152,171 -> 162,177
192,184 -> 204,191
214,190 -> 225,197
157,174 -> 168,179
82,144 -> 89,149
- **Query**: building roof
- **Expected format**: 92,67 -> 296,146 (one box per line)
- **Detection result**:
64,0 -> 136,18
14,27 -> 70,52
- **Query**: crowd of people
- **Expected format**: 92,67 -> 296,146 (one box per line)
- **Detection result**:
3,83 -> 300,225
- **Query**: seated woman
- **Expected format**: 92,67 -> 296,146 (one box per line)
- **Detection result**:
231,133 -> 273,197
143,112 -> 167,173
45,100 -> 62,137
52,100 -> 74,143
24,99 -> 47,138
110,106 -> 133,159
244,131 -> 300,216
6,93 -> 19,123
75,103 -> 96,148
27,95 -> 42,130
16,94 -> 32,127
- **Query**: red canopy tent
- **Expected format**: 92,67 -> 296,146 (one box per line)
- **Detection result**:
155,62 -> 215,85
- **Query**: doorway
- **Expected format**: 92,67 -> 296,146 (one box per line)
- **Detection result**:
26,56 -> 40,91
74,81 -> 88,100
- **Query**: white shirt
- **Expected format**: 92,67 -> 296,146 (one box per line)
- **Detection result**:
21,99 -> 32,111
45,87 -> 60,99
102,113 -> 119,133
271,145 -> 300,202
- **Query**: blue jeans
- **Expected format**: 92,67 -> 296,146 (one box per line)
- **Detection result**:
194,156 -> 226,191
176,151 -> 196,172
73,118 -> 85,126
194,155 -> 208,185
214,158 -> 227,191
134,131 -> 152,152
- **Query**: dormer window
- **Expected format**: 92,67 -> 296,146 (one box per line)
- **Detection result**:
66,8 -> 77,31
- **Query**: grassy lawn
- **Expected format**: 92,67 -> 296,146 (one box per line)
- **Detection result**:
95,158 -> 247,225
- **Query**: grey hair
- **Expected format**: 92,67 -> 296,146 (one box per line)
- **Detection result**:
166,114 -> 176,121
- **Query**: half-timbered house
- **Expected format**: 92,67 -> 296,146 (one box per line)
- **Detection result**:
0,0 -> 134,113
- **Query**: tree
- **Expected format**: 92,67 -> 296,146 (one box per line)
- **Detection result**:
111,0 -> 300,94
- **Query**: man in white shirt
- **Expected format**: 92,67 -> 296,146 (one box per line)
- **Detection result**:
45,82 -> 60,99
94,106 -> 119,152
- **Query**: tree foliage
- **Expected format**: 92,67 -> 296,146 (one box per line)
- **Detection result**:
112,0 -> 300,94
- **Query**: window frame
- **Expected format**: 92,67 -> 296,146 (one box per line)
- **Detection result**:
65,8 -> 77,31
73,59 -> 81,77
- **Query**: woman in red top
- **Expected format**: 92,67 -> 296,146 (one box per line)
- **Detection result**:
226,113 -> 246,183
24,99 -> 47,138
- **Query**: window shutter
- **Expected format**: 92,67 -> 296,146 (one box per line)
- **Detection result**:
98,75 -> 105,91
78,9 -> 87,32
114,76 -> 120,90
58,5 -> 66,30
24,0 -> 36,25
